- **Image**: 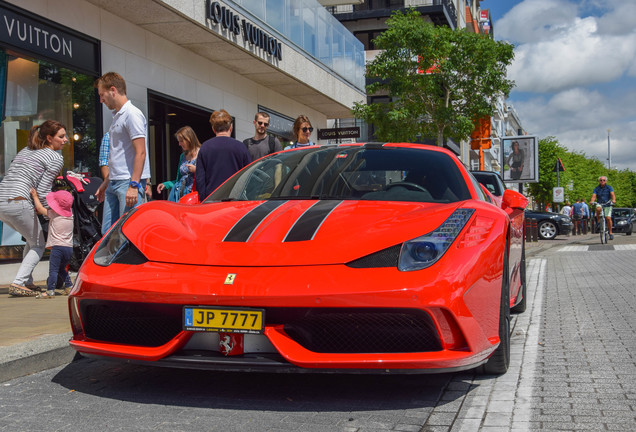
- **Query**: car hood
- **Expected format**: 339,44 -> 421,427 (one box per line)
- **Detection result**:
121,199 -> 466,266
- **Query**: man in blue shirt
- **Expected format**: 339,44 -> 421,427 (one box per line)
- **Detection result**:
590,176 -> 616,239
195,109 -> 251,201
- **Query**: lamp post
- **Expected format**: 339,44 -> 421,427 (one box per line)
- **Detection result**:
607,129 -> 611,170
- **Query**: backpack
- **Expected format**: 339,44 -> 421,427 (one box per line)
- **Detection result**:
244,135 -> 276,155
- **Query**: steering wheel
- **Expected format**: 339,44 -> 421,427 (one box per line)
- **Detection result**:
385,182 -> 428,193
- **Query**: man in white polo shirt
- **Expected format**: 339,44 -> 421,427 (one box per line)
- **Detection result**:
94,72 -> 151,235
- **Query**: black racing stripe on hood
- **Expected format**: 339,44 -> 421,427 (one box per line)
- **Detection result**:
284,200 -> 343,242
223,200 -> 287,242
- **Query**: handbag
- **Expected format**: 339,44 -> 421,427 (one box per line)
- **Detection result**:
37,214 -> 49,242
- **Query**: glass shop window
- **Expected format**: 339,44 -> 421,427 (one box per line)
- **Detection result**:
0,50 -> 98,180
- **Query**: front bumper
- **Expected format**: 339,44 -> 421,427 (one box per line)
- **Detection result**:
69,251 -> 503,372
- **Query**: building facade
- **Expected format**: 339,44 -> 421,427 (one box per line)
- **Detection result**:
330,0 -> 494,160
0,0 -> 365,258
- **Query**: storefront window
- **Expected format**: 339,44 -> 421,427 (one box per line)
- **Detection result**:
0,50 -> 98,178
0,49 -> 98,252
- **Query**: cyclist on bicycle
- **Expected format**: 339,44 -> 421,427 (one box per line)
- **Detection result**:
590,176 -> 616,240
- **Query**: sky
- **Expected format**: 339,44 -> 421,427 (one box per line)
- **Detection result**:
484,0 -> 636,172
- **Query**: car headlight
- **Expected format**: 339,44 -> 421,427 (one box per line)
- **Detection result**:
93,210 -> 148,266
398,209 -> 474,271
617,220 -> 627,226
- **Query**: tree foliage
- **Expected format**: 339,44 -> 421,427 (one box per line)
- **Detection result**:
527,137 -> 636,210
352,9 -> 515,145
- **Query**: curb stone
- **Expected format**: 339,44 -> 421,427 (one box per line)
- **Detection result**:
0,332 -> 75,383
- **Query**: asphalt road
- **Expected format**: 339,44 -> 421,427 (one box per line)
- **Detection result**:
1,234 -> 634,431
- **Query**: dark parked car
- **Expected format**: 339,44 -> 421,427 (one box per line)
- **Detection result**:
612,207 -> 635,235
524,210 -> 573,240
471,170 -> 506,197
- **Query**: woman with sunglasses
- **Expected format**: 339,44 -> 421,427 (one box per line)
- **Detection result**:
289,115 -> 315,148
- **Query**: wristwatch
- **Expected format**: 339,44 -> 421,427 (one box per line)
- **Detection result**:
129,180 -> 142,190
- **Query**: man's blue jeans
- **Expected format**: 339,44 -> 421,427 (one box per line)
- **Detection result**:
101,179 -> 146,235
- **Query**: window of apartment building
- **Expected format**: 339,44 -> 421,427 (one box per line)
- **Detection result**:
355,0 -> 404,11
354,30 -> 385,50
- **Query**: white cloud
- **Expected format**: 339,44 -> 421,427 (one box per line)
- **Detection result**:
507,18 -> 636,93
511,88 -> 636,170
494,0 -> 636,171
497,0 -> 579,44
497,0 -> 636,93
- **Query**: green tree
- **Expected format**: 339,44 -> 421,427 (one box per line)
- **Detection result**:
352,9 -> 515,145
528,137 -> 636,209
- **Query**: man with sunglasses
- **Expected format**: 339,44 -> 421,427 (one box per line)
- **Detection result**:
590,176 -> 616,240
243,112 -> 282,160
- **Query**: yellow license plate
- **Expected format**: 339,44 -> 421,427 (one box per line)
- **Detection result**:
183,306 -> 264,334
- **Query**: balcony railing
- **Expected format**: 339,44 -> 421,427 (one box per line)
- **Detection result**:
331,0 -> 458,29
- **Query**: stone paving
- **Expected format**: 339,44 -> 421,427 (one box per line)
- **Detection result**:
1,234 -> 635,431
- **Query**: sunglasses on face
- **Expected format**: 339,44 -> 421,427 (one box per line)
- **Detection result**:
301,127 -> 314,133
257,121 -> 269,127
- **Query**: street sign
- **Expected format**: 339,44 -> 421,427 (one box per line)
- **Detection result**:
553,187 -> 565,203
553,158 -> 565,172
317,127 -> 360,140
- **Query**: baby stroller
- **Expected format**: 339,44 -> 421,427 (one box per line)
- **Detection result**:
51,172 -> 102,272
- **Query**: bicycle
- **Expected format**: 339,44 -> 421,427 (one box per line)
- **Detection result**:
592,201 -> 614,244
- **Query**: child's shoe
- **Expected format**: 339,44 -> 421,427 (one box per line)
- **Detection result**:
35,290 -> 56,299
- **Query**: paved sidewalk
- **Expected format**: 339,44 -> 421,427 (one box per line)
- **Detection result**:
0,233 -> 594,383
0,260 -> 75,382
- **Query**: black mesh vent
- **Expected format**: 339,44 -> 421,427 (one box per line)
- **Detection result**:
346,244 -> 401,268
79,301 -> 441,354
283,309 -> 441,353
81,300 -> 182,347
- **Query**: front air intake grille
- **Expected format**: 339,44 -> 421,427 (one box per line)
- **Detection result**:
79,301 -> 442,354
346,244 -> 401,268
281,309 -> 441,353
81,300 -> 182,347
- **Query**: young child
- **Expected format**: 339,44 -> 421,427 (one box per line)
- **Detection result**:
30,188 -> 74,298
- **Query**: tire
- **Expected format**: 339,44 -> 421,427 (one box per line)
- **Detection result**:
627,224 -> 632,236
511,243 -> 527,314
482,244 -> 511,375
538,220 -> 558,240
600,218 -> 607,244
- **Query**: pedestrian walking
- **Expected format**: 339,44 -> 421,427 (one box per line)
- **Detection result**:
581,198 -> 590,234
94,72 -> 151,234
195,109 -> 251,201
288,115 -> 315,149
0,121 -> 66,297
572,198 -> 583,235
157,126 -> 201,201
243,112 -> 282,160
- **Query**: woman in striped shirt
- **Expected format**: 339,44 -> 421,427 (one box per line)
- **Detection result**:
0,120 -> 66,296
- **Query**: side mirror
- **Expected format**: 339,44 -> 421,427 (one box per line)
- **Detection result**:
502,189 -> 528,210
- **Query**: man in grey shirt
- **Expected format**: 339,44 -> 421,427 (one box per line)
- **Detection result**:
243,112 -> 282,161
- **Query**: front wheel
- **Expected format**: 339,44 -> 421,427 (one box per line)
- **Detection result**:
511,243 -> 527,314
482,244 -> 511,375
600,218 -> 607,244
538,220 -> 558,240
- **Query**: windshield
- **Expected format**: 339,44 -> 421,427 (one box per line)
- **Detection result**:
206,145 -> 471,204
613,209 -> 630,218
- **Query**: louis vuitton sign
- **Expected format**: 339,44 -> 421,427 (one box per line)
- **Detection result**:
205,0 -> 282,61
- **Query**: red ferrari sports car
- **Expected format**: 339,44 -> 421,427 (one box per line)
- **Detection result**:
68,143 -> 528,374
